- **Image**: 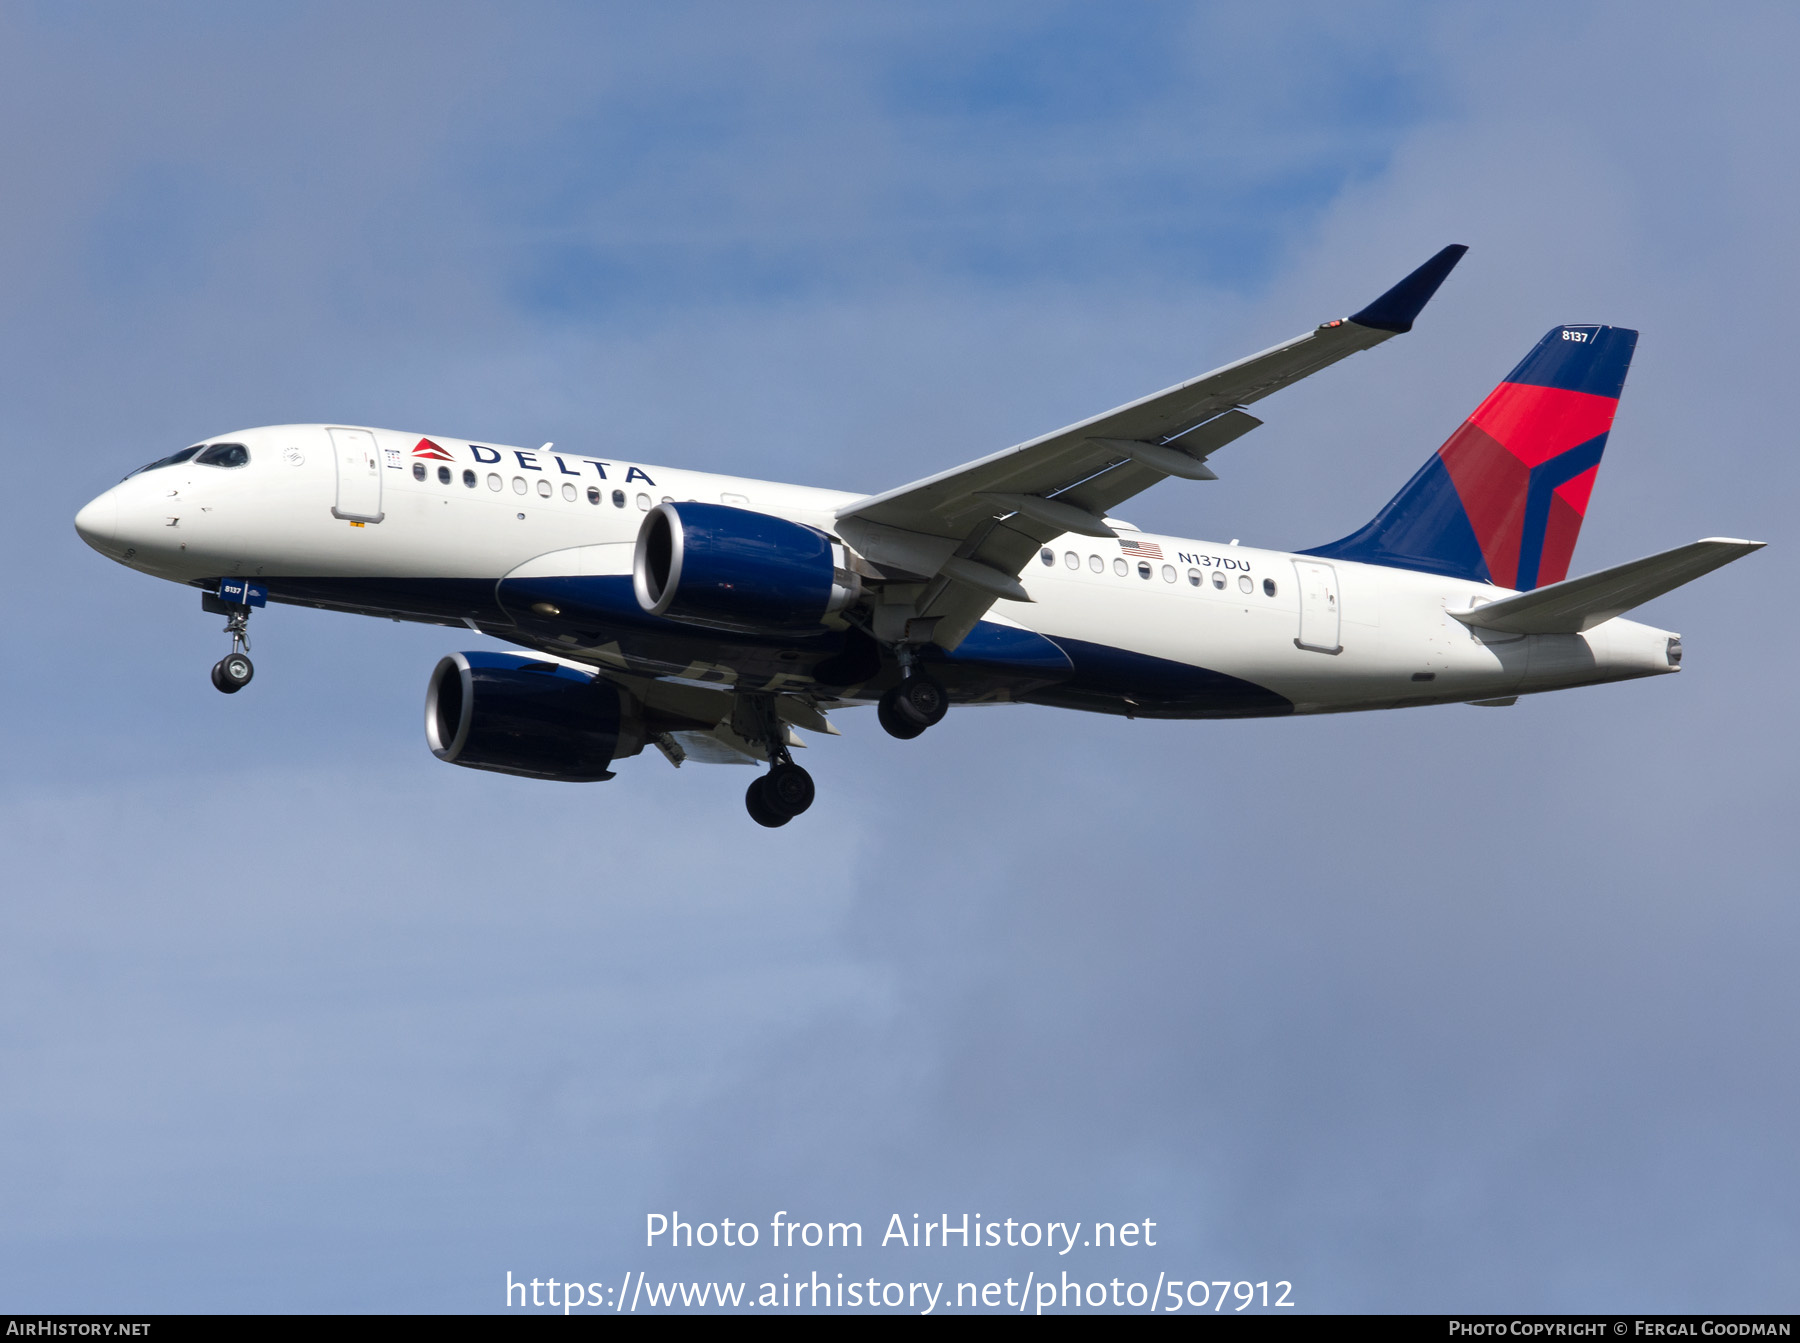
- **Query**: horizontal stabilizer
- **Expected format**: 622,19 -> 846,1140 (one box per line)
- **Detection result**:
1449,538 -> 1764,634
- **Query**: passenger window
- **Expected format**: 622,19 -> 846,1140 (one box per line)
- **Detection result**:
536,479 -> 552,498
612,489 -> 626,508
412,462 -> 426,481
1089,555 -> 1104,573
636,493 -> 652,510
437,465 -> 452,484
1238,574 -> 1253,593
661,496 -> 673,504
1263,578 -> 1277,597
194,443 -> 249,468
1161,564 -> 1176,583
1211,571 -> 1226,589
587,486 -> 601,504
463,469 -> 477,487
1064,551 -> 1079,569
1188,568 -> 1202,586
721,492 -> 750,506
487,473 -> 502,491
1113,558 -> 1128,576
1137,561 -> 1152,579
1040,548 -> 1054,566
513,477 -> 528,495
561,483 -> 576,500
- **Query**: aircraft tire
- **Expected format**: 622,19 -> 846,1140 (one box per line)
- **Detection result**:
877,691 -> 928,739
745,776 -> 790,828
211,657 -> 250,694
219,653 -> 254,691
765,763 -> 814,817
896,674 -> 947,727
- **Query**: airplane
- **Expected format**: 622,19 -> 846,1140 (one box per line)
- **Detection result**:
73,245 -> 1763,826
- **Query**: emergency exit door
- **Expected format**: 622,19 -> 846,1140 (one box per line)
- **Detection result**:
1293,560 -> 1342,654
329,427 -> 383,522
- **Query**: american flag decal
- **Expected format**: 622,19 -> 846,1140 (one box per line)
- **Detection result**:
1119,538 -> 1164,560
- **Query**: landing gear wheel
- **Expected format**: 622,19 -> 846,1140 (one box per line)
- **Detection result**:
879,674 -> 947,736
211,653 -> 254,694
898,674 -> 947,726
764,762 -> 815,817
745,776 -> 790,828
878,693 -> 928,739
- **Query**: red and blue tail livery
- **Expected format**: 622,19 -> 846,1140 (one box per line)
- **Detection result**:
1307,324 -> 1638,590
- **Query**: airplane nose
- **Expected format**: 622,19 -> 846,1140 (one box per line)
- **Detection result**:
74,492 -> 118,551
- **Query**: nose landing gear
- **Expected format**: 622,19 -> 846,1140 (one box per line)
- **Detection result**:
201,582 -> 265,694
211,648 -> 254,694
209,608 -> 255,694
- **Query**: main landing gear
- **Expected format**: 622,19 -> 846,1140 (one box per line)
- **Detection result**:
734,645 -> 949,826
206,598 -> 255,694
877,644 -> 948,740
737,693 -> 817,828
745,761 -> 816,829
877,675 -> 947,739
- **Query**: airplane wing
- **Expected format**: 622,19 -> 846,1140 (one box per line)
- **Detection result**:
835,244 -> 1468,649
1447,538 -> 1765,635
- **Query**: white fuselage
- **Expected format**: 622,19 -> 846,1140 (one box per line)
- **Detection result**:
74,424 -> 1680,714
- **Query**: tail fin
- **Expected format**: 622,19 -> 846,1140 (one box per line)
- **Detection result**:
1305,324 -> 1638,590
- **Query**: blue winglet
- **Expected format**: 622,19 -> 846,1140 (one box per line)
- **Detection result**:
1347,244 -> 1468,334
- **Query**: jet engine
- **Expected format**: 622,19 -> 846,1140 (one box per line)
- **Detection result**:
633,502 -> 860,635
425,651 -> 642,782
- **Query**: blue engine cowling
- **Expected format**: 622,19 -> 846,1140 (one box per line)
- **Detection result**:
425,651 -> 634,782
633,501 -> 860,635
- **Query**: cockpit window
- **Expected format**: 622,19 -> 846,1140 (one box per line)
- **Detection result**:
194,443 -> 249,468
124,445 -> 202,479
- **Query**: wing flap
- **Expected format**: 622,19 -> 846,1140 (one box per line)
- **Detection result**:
1448,538 -> 1765,634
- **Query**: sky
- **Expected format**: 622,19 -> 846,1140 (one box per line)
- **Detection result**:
1,1 -> 1796,1315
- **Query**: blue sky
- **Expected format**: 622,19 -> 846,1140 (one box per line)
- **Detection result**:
1,2 -> 1796,1313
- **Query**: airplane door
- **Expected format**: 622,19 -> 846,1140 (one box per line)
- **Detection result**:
1293,560 -> 1342,654
329,427 -> 384,523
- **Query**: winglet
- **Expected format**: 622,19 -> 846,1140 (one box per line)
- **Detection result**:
1347,244 -> 1468,334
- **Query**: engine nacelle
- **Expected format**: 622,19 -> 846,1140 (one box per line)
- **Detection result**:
633,501 -> 860,635
425,651 -> 637,782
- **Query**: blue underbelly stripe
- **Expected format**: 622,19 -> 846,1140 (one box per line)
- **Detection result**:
1025,635 -> 1292,718
240,576 -> 1288,717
